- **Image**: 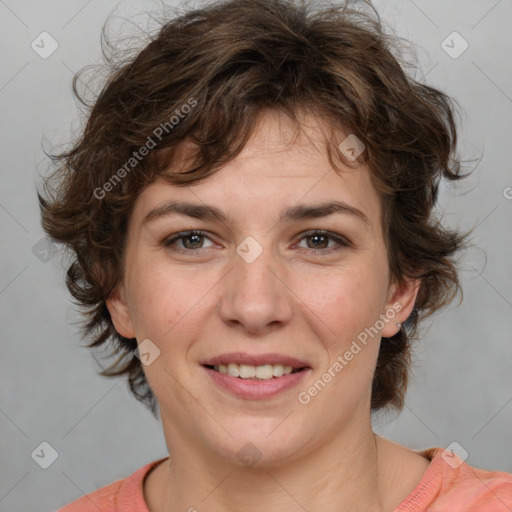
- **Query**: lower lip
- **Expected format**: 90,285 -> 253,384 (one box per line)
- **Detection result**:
203,366 -> 310,400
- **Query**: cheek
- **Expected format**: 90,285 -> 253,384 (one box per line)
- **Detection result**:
307,264 -> 388,337
126,258 -> 221,345
125,262 -> 184,338
293,266 -> 388,424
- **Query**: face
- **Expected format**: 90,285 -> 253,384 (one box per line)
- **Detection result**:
107,109 -> 418,467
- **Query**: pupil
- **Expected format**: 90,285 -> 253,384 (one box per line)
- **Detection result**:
309,235 -> 327,249
185,234 -> 202,248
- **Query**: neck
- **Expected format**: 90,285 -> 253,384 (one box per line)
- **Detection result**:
151,414 -> 387,512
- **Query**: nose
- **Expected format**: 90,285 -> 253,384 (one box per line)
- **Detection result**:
218,239 -> 293,335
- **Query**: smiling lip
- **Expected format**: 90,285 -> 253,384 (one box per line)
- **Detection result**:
200,352 -> 310,368
200,352 -> 311,400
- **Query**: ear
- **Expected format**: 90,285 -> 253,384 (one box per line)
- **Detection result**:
381,278 -> 420,338
106,283 -> 136,339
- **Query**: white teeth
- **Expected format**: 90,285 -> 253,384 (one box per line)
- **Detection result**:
212,363 -> 301,380
256,364 -> 273,379
239,364 -> 256,378
227,363 -> 239,377
272,364 -> 284,377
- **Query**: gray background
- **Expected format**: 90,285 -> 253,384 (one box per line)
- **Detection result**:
1,0 -> 511,510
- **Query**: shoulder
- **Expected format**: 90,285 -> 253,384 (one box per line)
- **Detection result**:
57,479 -> 124,512
56,458 -> 168,512
443,450 -> 512,509
396,447 -> 512,512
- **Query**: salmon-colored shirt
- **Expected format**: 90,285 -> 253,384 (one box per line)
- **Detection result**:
57,447 -> 512,511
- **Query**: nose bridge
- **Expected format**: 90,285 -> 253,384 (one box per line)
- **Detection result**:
218,234 -> 292,332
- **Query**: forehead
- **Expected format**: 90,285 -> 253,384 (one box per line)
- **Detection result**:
131,109 -> 381,227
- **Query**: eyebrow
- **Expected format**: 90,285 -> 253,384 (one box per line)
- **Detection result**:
142,200 -> 369,226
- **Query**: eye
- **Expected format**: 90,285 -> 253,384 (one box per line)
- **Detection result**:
295,230 -> 351,253
163,230 -> 215,253
163,229 -> 351,255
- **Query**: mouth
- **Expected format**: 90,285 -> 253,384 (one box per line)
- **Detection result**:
200,353 -> 311,400
202,363 -> 307,380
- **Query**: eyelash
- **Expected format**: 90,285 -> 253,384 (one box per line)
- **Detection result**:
163,229 -> 351,255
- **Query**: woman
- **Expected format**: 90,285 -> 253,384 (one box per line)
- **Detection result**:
39,0 -> 512,510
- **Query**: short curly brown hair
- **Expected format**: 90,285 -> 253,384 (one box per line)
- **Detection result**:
38,0 -> 467,417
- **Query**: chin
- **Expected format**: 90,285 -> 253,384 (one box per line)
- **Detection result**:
204,415 -> 313,468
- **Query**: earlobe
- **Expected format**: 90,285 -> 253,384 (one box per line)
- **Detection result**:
381,278 -> 420,338
106,284 -> 136,339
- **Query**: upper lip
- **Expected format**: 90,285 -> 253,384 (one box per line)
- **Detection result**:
200,352 -> 310,369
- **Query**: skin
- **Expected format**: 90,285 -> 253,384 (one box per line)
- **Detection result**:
107,109 -> 430,512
